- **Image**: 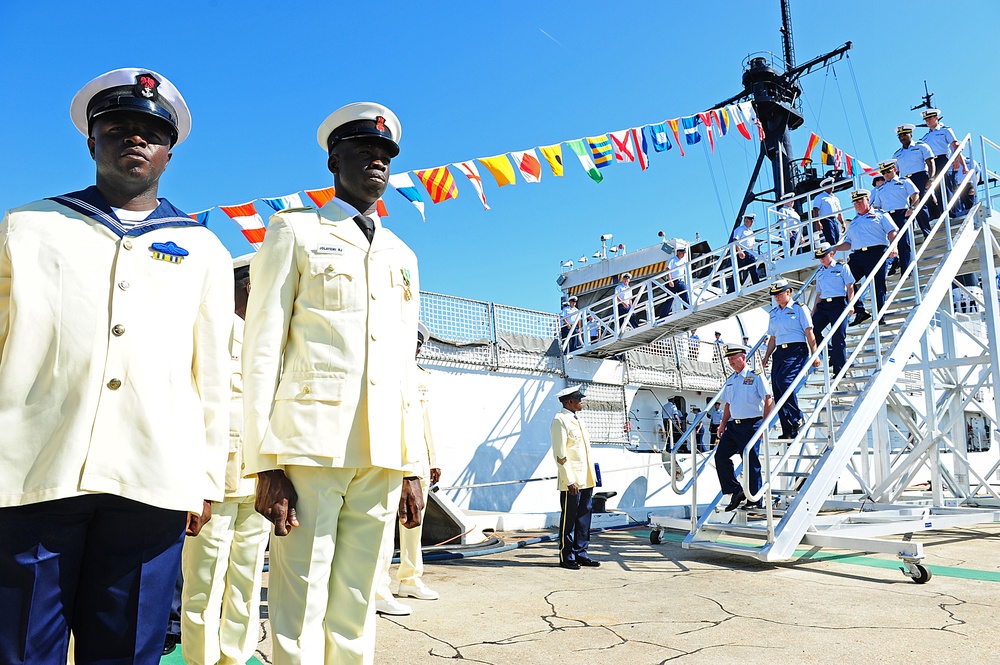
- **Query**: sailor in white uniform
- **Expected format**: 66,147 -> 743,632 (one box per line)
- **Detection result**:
0,68 -> 232,664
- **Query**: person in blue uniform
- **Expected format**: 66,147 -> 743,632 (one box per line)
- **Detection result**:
811,243 -> 855,376
615,272 -> 638,331
832,190 -> 898,327
560,296 -> 582,352
728,213 -> 763,291
715,345 -> 774,510
920,108 -> 966,193
661,244 -> 690,317
893,124 -> 939,221
761,279 -> 819,440
811,177 -> 845,246
871,159 -> 921,274
550,385 -> 599,569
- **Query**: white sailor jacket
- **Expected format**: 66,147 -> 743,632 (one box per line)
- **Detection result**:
0,188 -> 233,513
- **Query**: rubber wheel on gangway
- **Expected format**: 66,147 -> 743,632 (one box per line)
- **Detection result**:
650,529 -> 662,545
911,564 -> 932,584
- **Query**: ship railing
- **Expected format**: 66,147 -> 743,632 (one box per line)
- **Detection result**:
977,135 -> 1000,215
571,232 -> 781,356
725,134 -> 984,542
763,179 -> 853,263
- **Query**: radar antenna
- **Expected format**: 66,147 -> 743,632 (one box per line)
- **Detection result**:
715,1 -> 851,235
910,80 -> 935,114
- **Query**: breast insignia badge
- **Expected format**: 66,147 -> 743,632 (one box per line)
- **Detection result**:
401,267 -> 412,301
150,241 -> 189,264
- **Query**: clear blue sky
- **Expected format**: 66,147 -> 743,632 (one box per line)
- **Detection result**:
2,1 -> 998,312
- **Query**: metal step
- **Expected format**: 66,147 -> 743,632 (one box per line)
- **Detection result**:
699,521 -> 772,537
684,539 -> 765,556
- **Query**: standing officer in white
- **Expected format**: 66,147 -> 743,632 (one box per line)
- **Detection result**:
375,322 -> 441,616
550,386 -> 600,570
242,102 -> 423,665
0,68 -> 232,664
181,255 -> 270,665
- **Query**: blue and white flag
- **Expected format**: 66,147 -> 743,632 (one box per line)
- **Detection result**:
388,172 -> 426,221
260,193 -> 307,212
645,123 -> 673,153
681,116 -> 701,145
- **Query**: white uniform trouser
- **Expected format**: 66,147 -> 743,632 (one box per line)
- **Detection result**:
376,476 -> 429,600
270,466 -> 402,665
181,493 -> 269,665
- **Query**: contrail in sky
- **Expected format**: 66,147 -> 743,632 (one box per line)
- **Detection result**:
539,28 -> 564,48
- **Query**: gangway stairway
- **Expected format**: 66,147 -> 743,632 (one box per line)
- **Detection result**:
649,138 -> 1000,582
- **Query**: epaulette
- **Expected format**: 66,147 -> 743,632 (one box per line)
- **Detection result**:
754,369 -> 763,375
278,206 -> 316,213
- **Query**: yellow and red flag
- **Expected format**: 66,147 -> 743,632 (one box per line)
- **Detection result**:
415,167 -> 459,204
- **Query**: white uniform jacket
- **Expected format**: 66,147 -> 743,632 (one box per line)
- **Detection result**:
0,188 -> 233,512
242,199 -> 420,475
403,364 -> 438,478
550,409 -> 597,491
226,315 -> 257,497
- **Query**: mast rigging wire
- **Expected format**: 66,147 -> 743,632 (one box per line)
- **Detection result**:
846,53 -> 878,158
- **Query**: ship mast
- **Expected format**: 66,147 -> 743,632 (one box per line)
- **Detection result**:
715,2 -> 851,235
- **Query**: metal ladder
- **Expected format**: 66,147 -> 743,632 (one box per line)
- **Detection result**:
651,135 -> 1000,582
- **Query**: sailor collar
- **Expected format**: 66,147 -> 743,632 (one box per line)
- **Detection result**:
49,186 -> 201,238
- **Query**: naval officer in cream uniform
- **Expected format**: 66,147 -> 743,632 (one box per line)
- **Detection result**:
181,255 -> 270,665
0,68 -> 232,664
550,386 -> 600,569
242,102 -> 423,665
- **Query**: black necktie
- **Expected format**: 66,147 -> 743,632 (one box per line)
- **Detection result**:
353,214 -> 375,244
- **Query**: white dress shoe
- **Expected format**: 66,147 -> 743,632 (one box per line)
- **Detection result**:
397,580 -> 439,601
375,597 -> 411,616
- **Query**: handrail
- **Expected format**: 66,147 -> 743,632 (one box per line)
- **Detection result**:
736,134 -> 979,515
568,213 -> 796,356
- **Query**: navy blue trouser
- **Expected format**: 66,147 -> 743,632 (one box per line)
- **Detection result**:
660,280 -> 689,317
813,298 -> 849,373
848,247 -> 888,317
820,217 -> 841,246
907,170 -> 939,225
773,342 -> 808,438
0,494 -> 187,665
559,487 -> 593,563
715,418 -> 762,496
617,303 -> 638,330
886,209 -> 916,272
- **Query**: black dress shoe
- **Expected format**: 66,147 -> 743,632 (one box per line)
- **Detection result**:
163,633 -> 180,656
577,558 -> 601,567
725,490 -> 746,511
851,311 -> 872,327
559,560 -> 581,570
742,500 -> 763,510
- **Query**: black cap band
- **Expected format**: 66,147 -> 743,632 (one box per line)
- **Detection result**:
86,85 -> 178,141
327,118 -> 400,156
